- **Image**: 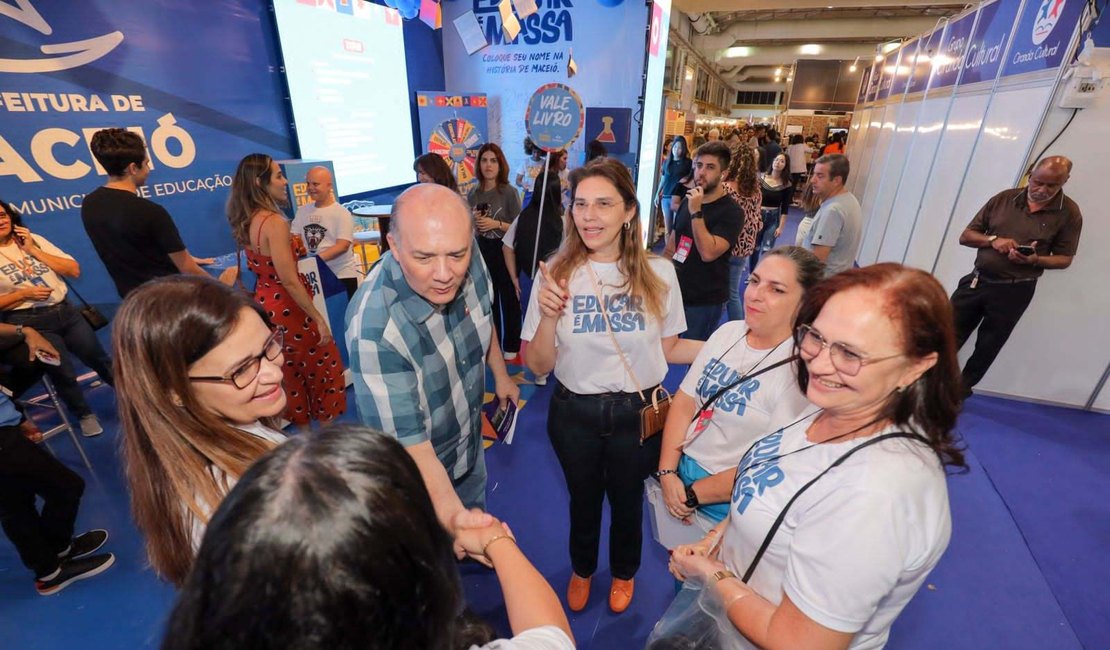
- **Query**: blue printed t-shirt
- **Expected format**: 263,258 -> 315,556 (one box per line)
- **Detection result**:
345,246 -> 493,481
677,321 -> 807,474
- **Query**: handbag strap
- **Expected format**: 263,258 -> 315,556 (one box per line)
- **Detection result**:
690,355 -> 796,424
740,431 -> 929,583
584,261 -> 649,402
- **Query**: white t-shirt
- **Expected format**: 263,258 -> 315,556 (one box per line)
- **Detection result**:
503,217 -> 519,250
521,257 -> 686,394
188,421 -> 287,550
473,626 -> 574,650
0,235 -> 71,308
291,202 -> 358,279
677,321 -> 807,474
720,414 -> 951,649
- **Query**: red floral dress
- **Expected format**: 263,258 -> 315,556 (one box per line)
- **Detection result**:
247,214 -> 346,425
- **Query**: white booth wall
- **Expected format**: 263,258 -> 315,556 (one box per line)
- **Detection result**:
843,1 -> 1109,410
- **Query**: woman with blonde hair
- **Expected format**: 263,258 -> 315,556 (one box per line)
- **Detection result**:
227,153 -> 345,427
523,158 -> 701,614
114,275 -> 289,585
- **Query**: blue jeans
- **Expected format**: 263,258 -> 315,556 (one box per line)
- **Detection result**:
726,256 -> 749,322
682,303 -> 724,341
3,301 -> 113,418
749,207 -> 782,272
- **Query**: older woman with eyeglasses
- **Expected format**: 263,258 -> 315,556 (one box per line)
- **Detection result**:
665,263 -> 965,650
114,275 -> 289,586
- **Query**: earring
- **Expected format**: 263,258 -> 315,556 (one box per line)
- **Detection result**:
623,221 -> 631,230
172,396 -> 184,407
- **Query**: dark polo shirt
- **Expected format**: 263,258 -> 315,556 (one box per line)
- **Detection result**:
965,188 -> 1082,280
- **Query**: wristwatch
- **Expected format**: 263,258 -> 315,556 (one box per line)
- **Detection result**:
684,484 -> 700,508
15,324 -> 23,339
690,210 -> 704,219
987,235 -> 998,243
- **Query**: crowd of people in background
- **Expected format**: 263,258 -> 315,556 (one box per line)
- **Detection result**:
0,118 -> 1082,650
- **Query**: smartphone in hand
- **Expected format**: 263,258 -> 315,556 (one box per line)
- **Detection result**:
35,348 -> 62,366
1015,245 -> 1036,256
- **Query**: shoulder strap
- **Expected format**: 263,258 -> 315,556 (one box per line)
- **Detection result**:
251,212 -> 275,253
691,355 -> 796,424
741,432 -> 929,583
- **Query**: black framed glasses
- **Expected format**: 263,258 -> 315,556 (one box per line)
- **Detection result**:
188,329 -> 284,389
795,324 -> 902,377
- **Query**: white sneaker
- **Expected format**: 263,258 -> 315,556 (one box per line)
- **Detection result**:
534,373 -> 549,386
503,352 -> 520,364
79,415 -> 103,437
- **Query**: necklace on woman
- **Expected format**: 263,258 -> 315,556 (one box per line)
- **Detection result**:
736,410 -> 887,479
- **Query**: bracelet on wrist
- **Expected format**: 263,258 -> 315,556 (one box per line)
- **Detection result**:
481,534 -> 516,557
653,469 -> 678,479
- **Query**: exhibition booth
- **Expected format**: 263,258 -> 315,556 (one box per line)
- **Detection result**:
0,0 -> 673,307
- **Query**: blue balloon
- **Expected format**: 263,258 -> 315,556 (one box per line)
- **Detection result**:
594,0 -> 625,7
396,0 -> 420,19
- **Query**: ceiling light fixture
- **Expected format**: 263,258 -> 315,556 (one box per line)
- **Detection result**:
724,46 -> 752,58
800,44 -> 821,55
849,56 -> 859,73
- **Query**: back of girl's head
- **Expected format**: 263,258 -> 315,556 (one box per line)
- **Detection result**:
726,144 -> 758,196
113,275 -> 276,584
162,425 -> 464,650
526,168 -> 564,214
793,263 -> 966,469
227,153 -> 279,246
763,246 -> 825,291
586,139 -> 607,162
799,182 -> 822,213
415,153 -> 460,192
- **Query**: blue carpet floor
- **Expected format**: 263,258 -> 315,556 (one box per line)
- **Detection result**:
4,367 -> 1105,649
1,215 -> 1107,647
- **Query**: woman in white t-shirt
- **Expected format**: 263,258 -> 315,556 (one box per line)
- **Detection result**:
161,426 -> 574,650
523,158 -> 702,615
0,199 -> 115,436
667,263 -> 966,650
113,275 -> 288,587
656,246 -> 824,528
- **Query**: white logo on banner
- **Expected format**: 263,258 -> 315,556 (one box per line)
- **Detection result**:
1032,0 -> 1066,46
0,0 -> 123,73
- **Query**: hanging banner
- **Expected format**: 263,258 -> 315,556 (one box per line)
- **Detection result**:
415,92 -> 490,194
1003,0 -> 1085,78
959,0 -> 1023,85
0,0 -> 294,304
909,25 -> 948,94
932,9 -> 981,90
442,0 -> 649,180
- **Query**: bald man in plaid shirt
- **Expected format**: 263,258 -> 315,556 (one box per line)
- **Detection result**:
346,184 -> 520,536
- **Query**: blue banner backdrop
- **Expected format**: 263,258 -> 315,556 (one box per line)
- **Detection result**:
1003,0 -> 1085,77
0,0 -> 295,305
441,0 -> 648,182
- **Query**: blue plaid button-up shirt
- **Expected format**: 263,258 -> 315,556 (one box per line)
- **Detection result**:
345,247 -> 493,480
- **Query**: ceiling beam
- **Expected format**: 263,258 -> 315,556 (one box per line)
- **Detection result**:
675,0 -> 958,12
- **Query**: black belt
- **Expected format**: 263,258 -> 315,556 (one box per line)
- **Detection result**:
974,270 -> 1038,285
6,302 -> 66,315
554,381 -> 655,402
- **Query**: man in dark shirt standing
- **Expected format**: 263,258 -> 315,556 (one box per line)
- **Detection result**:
951,156 -> 1082,396
665,141 -> 743,341
81,129 -> 210,298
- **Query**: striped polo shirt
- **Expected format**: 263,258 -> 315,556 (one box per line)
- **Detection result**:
345,246 -> 493,481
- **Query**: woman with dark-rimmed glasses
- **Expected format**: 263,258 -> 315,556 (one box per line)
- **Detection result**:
114,275 -> 289,586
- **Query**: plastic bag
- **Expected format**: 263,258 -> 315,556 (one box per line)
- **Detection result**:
645,575 -> 747,650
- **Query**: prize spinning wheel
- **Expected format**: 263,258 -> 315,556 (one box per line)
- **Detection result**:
427,118 -> 483,194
